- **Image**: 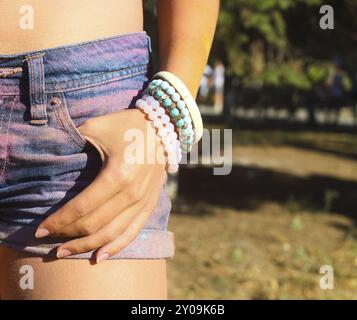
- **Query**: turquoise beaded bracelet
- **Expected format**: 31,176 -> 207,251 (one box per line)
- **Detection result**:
145,80 -> 194,152
153,71 -> 203,145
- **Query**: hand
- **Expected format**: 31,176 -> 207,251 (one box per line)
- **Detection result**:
35,108 -> 167,262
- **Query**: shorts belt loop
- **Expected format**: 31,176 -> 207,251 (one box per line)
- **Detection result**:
146,35 -> 152,53
25,53 -> 48,125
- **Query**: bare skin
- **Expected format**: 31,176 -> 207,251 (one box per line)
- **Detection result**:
0,0 -> 219,299
0,0 -> 144,54
0,247 -> 167,300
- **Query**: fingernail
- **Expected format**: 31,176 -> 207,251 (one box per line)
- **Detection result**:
57,249 -> 72,259
35,228 -> 50,238
96,253 -> 109,264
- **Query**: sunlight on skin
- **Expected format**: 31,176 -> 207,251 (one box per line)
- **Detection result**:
0,0 -> 219,299
0,247 -> 167,300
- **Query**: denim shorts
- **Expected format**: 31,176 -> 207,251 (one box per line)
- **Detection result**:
0,31 -> 174,259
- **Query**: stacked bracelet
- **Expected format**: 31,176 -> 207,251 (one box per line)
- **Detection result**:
153,71 -> 203,145
136,94 -> 182,173
135,71 -> 203,173
145,79 -> 194,152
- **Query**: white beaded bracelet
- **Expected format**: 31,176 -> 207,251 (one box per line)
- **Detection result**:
136,95 -> 182,173
145,80 -> 194,153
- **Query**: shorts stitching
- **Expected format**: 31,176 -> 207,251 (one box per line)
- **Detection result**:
0,96 -> 16,177
30,58 -> 37,119
59,92 -> 87,148
0,84 -> 19,87
39,58 -> 47,120
0,99 -> 6,130
52,93 -> 86,149
48,68 -> 148,94
23,53 -> 45,60
53,106 -> 84,149
30,32 -> 147,56
46,63 -> 147,86
0,64 -> 148,95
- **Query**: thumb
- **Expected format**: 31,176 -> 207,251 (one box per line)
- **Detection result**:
78,124 -> 107,163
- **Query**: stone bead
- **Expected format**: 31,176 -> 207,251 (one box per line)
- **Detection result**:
153,118 -> 162,128
170,108 -> 180,117
163,98 -> 173,108
165,86 -> 175,95
162,136 -> 171,145
152,100 -> 160,110
171,92 -> 180,102
148,112 -> 156,121
183,116 -> 190,126
157,107 -> 165,116
162,114 -> 170,124
182,127 -> 192,135
167,163 -> 179,173
167,122 -> 175,132
143,105 -> 151,114
177,100 -> 186,109
160,81 -> 170,90
136,99 -> 144,109
176,119 -> 185,128
181,108 -> 189,117
171,131 -> 178,140
154,90 -> 164,99
147,95 -> 155,104
158,127 -> 166,137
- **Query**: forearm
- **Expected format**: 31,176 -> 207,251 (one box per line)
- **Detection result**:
157,0 -> 220,98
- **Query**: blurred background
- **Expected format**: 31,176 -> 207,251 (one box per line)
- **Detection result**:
144,0 -> 357,299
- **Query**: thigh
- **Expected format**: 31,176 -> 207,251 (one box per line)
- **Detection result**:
0,246 -> 167,300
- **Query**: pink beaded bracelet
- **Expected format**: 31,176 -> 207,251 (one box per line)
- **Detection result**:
136,94 -> 182,173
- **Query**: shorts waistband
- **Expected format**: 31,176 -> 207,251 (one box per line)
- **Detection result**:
0,31 -> 150,95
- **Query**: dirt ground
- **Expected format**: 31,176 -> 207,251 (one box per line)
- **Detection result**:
167,129 -> 357,299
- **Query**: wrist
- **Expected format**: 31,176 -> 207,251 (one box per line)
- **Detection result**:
158,63 -> 200,98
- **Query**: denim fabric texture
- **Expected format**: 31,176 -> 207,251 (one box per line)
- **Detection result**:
0,31 -> 174,259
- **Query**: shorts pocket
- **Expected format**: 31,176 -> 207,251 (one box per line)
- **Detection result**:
49,73 -> 148,152
50,92 -> 87,151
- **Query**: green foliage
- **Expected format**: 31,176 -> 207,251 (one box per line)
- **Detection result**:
307,64 -> 329,83
212,0 -> 356,93
143,0 -> 357,101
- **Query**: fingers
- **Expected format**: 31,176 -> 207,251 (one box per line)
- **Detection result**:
56,199 -> 146,258
50,187 -> 142,238
35,160 -> 131,238
56,192 -> 158,260
50,165 -> 163,238
95,206 -> 153,263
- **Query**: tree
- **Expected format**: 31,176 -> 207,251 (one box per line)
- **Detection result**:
211,0 -> 356,113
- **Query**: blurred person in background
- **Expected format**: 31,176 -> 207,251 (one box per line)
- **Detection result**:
199,64 -> 214,101
213,60 -> 225,114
